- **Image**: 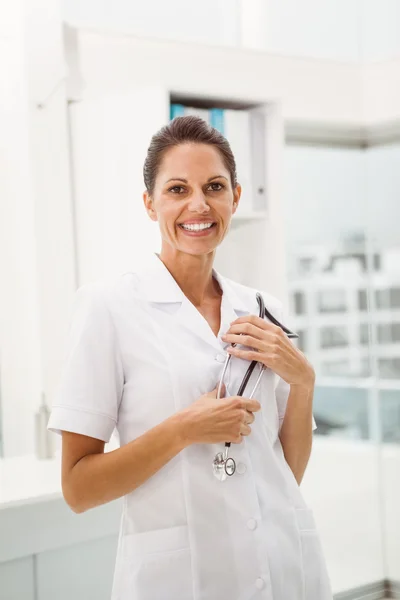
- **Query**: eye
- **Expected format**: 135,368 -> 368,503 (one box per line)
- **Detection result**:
168,185 -> 186,194
208,182 -> 225,192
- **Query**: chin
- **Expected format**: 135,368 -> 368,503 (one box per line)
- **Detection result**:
178,242 -> 218,257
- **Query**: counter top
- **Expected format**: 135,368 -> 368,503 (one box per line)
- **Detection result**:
0,454 -> 63,510
0,436 -> 119,510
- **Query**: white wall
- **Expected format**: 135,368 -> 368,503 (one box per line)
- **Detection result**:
265,0 -> 400,63
362,0 -> 400,62
63,0 -> 400,63
63,0 -> 240,47
264,0 -> 362,62
0,0 -> 75,457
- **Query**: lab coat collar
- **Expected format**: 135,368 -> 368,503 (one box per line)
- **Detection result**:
136,253 -> 250,351
137,252 -> 249,313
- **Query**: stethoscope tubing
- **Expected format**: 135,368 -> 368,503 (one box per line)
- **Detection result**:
218,292 -> 298,451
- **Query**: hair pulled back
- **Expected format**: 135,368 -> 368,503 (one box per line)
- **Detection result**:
143,115 -> 237,196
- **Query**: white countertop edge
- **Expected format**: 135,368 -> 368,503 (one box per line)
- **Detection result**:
0,490 -> 63,511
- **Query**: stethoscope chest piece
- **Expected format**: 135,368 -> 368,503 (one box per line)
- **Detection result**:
212,451 -> 236,481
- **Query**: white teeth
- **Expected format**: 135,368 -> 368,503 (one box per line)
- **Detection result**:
181,223 -> 214,231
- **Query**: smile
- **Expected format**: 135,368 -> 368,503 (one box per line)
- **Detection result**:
179,222 -> 216,232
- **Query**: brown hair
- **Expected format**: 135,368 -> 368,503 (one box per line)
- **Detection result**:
143,115 -> 237,196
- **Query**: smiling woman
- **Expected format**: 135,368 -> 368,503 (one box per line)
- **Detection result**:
142,117 -> 241,264
47,115 -> 331,600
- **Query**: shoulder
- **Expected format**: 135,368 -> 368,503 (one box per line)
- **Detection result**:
71,271 -> 140,316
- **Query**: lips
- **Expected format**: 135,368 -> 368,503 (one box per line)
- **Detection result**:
178,221 -> 217,235
179,221 -> 215,230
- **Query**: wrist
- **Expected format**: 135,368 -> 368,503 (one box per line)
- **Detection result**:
168,411 -> 193,449
292,366 -> 315,392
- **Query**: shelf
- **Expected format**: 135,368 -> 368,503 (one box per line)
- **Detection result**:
170,92 -> 266,113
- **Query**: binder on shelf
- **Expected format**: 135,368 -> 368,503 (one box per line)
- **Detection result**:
249,111 -> 267,212
170,103 -> 185,120
209,108 -> 225,134
224,109 -> 254,216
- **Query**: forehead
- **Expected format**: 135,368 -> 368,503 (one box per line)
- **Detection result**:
157,143 -> 228,181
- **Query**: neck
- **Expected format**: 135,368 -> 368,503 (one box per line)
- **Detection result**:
158,247 -> 221,307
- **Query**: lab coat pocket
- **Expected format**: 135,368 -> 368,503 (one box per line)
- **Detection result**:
121,524 -> 193,600
295,509 -> 333,600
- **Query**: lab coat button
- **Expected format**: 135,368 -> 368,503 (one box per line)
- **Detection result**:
236,462 -> 247,474
247,518 -> 257,530
255,578 -> 265,590
215,353 -> 226,363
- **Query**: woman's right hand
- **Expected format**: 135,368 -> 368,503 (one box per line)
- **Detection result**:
178,384 -> 261,446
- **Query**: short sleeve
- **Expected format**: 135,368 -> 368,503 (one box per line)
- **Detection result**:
47,283 -> 124,442
270,296 -> 317,433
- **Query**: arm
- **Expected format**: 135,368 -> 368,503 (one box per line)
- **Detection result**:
278,376 -> 315,485
62,413 -> 187,514
62,385 -> 259,514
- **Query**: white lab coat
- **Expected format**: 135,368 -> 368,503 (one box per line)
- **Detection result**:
48,252 -> 332,600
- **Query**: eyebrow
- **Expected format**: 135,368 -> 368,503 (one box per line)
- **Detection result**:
165,175 -> 228,184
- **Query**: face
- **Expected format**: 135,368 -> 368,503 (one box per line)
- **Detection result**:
143,143 -> 241,257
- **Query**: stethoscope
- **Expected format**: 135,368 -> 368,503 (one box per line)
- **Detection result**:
212,292 -> 299,482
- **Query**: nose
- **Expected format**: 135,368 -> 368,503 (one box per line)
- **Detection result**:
188,190 -> 210,214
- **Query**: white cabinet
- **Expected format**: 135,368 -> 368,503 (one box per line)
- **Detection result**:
0,557 -> 35,600
36,536 -> 118,600
0,493 -> 121,600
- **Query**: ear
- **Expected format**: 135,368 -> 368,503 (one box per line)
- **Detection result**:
143,190 -> 158,222
232,184 -> 242,215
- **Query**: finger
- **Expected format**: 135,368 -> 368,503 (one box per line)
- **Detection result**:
232,314 -> 281,333
240,423 -> 252,436
241,409 -> 255,424
245,411 -> 255,424
225,322 -> 267,340
223,333 -> 265,352
245,399 -> 261,412
227,346 -> 262,362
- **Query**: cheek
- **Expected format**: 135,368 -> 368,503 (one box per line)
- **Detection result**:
157,203 -> 180,233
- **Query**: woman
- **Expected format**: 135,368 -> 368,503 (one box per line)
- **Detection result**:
48,116 -> 332,600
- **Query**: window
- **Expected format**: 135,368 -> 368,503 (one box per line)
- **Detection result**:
320,326 -> 349,348
318,289 -> 347,313
360,323 -> 370,345
293,291 -> 306,315
313,386 -> 369,440
378,358 -> 400,379
376,288 -> 400,310
376,289 -> 390,309
321,360 -> 349,376
298,257 -> 314,275
358,289 -> 368,311
377,323 -> 400,344
390,288 -> 400,309
296,329 -> 306,351
380,390 -> 400,444
373,253 -> 381,271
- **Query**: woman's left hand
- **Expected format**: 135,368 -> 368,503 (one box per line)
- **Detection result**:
221,315 -> 315,388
